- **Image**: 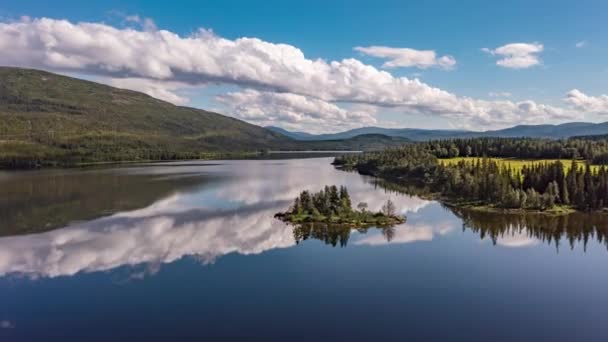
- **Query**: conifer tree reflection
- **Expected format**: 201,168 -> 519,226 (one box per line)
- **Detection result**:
291,222 -> 400,247
363,172 -> 608,252
449,206 -> 608,252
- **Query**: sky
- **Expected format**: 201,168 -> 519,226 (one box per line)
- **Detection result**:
1,0 -> 607,133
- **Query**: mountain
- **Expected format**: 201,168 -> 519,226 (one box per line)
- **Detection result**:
0,67 -> 292,152
304,134 -> 409,150
267,126 -> 467,141
265,126 -> 316,140
271,122 -> 608,141
0,67 -> 410,168
477,122 -> 608,139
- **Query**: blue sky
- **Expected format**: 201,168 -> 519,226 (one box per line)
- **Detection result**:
1,0 -> 607,132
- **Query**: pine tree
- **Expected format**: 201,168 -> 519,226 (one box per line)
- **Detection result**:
328,185 -> 340,214
339,186 -> 352,210
292,197 -> 302,214
382,199 -> 396,216
300,191 -> 314,214
562,182 -> 570,205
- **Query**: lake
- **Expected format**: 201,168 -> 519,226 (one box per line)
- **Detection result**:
1,157 -> 607,341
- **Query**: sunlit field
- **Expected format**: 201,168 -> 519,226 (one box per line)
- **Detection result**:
439,157 -> 601,173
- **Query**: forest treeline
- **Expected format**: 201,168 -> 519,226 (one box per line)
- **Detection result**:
334,137 -> 608,212
422,137 -> 608,164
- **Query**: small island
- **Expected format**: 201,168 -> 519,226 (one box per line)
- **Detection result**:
275,185 -> 406,227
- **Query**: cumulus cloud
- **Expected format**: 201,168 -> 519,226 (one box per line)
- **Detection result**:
105,77 -> 191,105
0,18 -> 579,129
482,42 -> 543,69
564,89 -> 608,115
216,89 -> 377,132
354,46 -> 456,69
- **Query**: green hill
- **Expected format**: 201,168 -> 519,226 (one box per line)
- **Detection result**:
0,67 -> 414,168
304,134 -> 409,150
0,67 -> 301,167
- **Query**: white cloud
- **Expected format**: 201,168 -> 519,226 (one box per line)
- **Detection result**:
105,77 -> 191,105
354,46 -> 456,70
564,89 -> 608,115
216,89 -> 377,133
575,40 -> 588,48
483,42 -> 543,69
0,18 -> 580,129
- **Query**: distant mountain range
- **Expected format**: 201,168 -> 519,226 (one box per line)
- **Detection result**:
267,122 -> 608,141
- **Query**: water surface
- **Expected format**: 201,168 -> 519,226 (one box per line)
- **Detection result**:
1,158 -> 607,341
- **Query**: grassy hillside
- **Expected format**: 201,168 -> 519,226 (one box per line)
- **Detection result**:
0,67 -> 296,167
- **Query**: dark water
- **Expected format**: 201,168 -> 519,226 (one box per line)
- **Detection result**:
1,158 -> 607,341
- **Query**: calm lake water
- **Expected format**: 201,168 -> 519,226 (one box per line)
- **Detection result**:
1,157 -> 607,341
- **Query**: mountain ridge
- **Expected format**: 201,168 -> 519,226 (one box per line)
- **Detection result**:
267,121 -> 608,141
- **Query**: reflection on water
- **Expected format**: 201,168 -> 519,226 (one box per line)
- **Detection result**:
2,158 -> 608,341
0,158 -> 607,279
0,159 -> 429,278
293,223 -> 399,247
451,206 -> 608,251
370,174 -> 608,252
0,167 -> 213,236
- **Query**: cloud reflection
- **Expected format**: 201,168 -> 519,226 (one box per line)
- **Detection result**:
354,220 -> 454,246
0,199 -> 293,278
495,231 -> 539,248
0,159 -> 431,278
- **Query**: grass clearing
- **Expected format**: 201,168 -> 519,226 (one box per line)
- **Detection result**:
439,157 -> 601,173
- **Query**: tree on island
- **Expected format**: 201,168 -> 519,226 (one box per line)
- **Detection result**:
291,185 -> 354,217
276,185 -> 405,227
382,199 -> 396,216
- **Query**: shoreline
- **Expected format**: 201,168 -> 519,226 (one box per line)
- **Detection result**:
0,150 -> 363,171
275,212 -> 406,228
339,165 -> 608,217
0,153 -> 256,171
0,150 -> 361,172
